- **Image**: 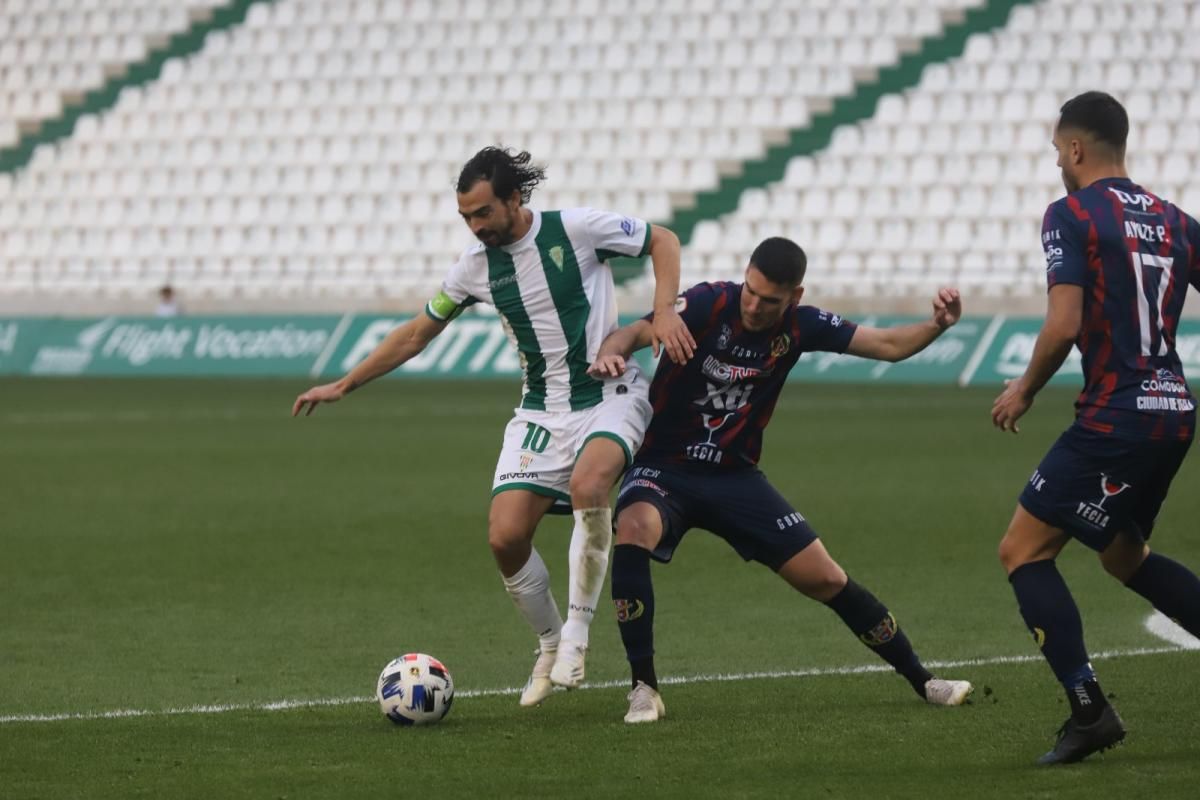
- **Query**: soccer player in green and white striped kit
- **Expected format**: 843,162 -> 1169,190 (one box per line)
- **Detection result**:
293,147 -> 694,704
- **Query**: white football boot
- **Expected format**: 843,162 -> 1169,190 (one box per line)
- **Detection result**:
624,681 -> 666,724
549,639 -> 588,688
519,647 -> 558,706
924,678 -> 974,706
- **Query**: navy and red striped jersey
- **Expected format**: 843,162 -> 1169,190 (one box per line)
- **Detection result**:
637,281 -> 857,469
1042,177 -> 1200,441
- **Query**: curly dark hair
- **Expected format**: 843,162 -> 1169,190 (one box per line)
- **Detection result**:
456,147 -> 546,204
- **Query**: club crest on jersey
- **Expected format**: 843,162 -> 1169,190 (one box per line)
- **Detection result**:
1074,474 -> 1132,529
770,333 -> 791,357
717,324 -> 732,350
519,453 -> 534,471
614,598 -> 645,622
548,246 -> 565,270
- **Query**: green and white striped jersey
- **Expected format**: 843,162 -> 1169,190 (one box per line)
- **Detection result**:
425,208 -> 651,412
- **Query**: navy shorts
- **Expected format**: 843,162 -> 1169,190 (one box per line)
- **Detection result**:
614,462 -> 818,571
1018,423 -> 1192,551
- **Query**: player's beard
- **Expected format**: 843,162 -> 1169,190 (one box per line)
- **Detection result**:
1061,170 -> 1080,194
478,219 -> 515,247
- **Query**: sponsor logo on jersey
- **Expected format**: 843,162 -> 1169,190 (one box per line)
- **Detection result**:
548,245 -> 565,270
701,354 -> 764,383
1107,187 -> 1156,212
620,217 -> 635,236
1136,395 -> 1196,411
1137,369 -> 1195,410
1042,229 -> 1064,272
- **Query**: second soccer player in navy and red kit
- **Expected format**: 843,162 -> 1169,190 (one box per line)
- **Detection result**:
993,91 -> 1200,765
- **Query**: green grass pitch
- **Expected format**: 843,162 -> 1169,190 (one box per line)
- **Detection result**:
2,378 -> 1198,799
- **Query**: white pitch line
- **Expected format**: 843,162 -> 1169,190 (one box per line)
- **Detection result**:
1144,611 -> 1200,650
0,644 -> 1189,726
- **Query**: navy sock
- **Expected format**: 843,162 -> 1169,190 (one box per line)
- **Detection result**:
1009,560 -> 1106,723
825,579 -> 932,698
611,543 -> 657,690
1125,552 -> 1200,637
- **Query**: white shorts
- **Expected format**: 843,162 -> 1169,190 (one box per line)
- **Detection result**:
492,380 -> 652,512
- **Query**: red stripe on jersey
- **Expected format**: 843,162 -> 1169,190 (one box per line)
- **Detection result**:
1158,204 -> 1182,351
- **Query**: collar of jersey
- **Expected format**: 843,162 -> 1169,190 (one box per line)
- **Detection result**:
497,208 -> 542,253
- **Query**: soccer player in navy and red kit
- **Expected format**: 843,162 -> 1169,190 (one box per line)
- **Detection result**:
993,91 -> 1200,765
588,236 -> 973,723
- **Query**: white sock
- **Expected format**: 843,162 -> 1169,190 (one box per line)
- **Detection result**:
501,548 -> 562,652
560,507 -> 613,645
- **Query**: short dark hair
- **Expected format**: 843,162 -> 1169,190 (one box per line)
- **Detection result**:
456,147 -> 546,204
1058,91 -> 1128,152
749,237 -> 807,286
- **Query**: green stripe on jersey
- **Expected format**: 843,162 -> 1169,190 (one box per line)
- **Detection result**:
537,212 -> 604,410
486,247 -> 548,410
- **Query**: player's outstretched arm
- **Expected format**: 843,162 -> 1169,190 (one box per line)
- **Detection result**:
646,225 -> 696,364
845,287 -> 962,363
587,319 -> 655,379
991,283 -> 1081,433
292,314 -> 449,416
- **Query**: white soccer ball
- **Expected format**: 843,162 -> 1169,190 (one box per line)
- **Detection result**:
376,653 -> 454,726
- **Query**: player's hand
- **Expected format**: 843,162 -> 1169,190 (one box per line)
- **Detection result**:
651,308 -> 696,365
991,378 -> 1033,434
932,287 -> 962,330
292,382 -> 346,417
587,354 -> 627,379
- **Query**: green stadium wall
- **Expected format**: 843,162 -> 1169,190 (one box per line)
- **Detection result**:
6,313 -> 1200,386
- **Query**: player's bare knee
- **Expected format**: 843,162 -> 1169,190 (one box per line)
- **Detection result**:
997,535 -> 1026,574
1099,534 -> 1148,582
997,529 -> 1043,573
798,569 -> 847,602
568,462 -> 615,507
487,516 -> 532,557
615,508 -> 661,550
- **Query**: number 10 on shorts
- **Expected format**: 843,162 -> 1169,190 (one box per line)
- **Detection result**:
521,422 -> 552,453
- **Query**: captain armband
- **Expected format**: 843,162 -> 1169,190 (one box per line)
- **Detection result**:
425,290 -> 466,323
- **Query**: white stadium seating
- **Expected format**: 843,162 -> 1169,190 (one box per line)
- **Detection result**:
0,1 -> 224,147
0,0 -> 1197,313
647,0 -> 1200,307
